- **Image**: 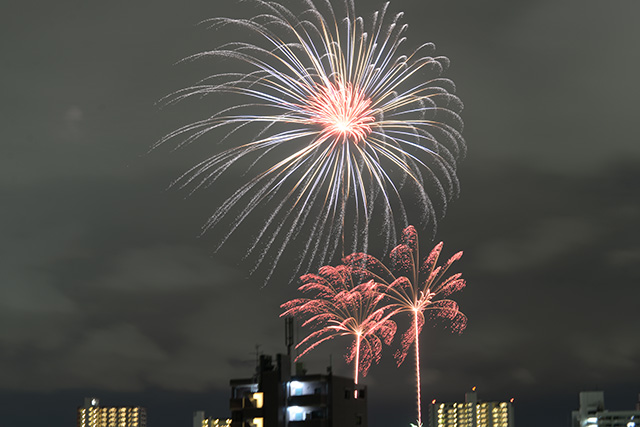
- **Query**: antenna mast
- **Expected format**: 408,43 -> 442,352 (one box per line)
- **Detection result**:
285,317 -> 294,357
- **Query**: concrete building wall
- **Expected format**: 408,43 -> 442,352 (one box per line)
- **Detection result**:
572,391 -> 640,427
230,354 -> 367,427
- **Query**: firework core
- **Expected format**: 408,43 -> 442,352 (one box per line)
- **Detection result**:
306,81 -> 374,144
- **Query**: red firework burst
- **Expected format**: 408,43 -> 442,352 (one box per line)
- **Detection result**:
280,264 -> 396,384
343,225 -> 466,426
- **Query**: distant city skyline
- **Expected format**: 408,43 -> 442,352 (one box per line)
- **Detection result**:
60,387 -> 640,427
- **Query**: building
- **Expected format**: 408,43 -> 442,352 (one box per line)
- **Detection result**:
193,410 -> 232,427
429,388 -> 514,427
571,391 -> 640,427
229,353 -> 367,427
77,398 -> 147,427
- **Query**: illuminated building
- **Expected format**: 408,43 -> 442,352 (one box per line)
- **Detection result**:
428,388 -> 514,427
571,391 -> 640,427
77,398 -> 147,427
229,353 -> 367,427
193,410 -> 232,427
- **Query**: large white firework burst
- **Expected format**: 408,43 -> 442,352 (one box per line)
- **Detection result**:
157,0 -> 465,282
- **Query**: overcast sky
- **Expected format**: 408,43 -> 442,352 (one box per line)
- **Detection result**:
1,1 -> 639,427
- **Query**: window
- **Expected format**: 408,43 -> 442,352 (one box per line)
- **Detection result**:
290,381 -> 304,396
310,409 -> 326,420
251,393 -> 264,409
287,407 -> 304,422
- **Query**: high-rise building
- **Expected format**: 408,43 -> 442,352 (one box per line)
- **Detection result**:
77,398 -> 147,427
429,388 -> 514,427
571,391 -> 640,427
229,353 -> 367,427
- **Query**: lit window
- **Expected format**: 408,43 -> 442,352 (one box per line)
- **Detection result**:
287,406 -> 304,422
252,392 -> 264,408
289,381 -> 304,396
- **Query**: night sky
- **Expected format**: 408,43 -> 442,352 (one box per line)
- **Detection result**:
1,1 -> 639,427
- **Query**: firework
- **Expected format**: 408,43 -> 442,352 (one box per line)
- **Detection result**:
280,264 -> 396,384
158,0 -> 465,281
344,226 -> 466,426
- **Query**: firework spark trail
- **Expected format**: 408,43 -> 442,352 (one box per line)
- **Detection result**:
280,265 -> 396,384
158,0 -> 465,282
344,225 -> 466,426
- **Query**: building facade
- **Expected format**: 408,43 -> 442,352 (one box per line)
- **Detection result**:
193,410 -> 232,427
571,391 -> 640,427
77,398 -> 147,427
429,389 -> 514,427
230,353 -> 367,427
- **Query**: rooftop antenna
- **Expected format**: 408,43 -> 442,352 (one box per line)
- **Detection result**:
255,344 -> 262,360
285,316 -> 294,376
253,344 -> 262,380
285,317 -> 294,357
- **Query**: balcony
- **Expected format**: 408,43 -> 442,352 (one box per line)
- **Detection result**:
230,397 -> 264,415
287,394 -> 328,407
288,419 -> 328,427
